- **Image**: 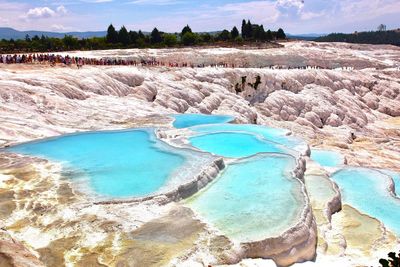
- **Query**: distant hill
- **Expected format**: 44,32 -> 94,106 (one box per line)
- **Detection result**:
315,30 -> 400,46
287,33 -> 326,41
0,27 -> 106,40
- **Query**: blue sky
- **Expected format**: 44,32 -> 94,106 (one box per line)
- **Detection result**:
0,0 -> 399,34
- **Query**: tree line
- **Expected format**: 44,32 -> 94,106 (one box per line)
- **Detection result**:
316,30 -> 400,46
106,20 -> 285,47
0,20 -> 286,53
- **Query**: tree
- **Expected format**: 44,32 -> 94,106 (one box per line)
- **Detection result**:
231,26 -> 239,39
200,33 -> 212,43
138,30 -> 145,39
218,30 -> 230,41
181,32 -> 197,46
106,24 -> 119,44
129,31 -> 139,44
377,24 -> 387,32
62,35 -> 78,49
25,34 -> 31,42
234,36 -> 243,43
181,25 -> 192,36
259,25 -> 266,40
265,30 -> 273,41
150,28 -> 162,44
241,19 -> 247,39
277,28 -> 286,39
118,26 -> 130,45
253,25 -> 265,41
246,20 -> 253,39
163,34 -> 177,47
137,30 -> 148,47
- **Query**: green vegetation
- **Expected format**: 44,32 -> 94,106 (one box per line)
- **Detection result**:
316,29 -> 400,46
241,19 -> 284,41
0,21 -> 286,53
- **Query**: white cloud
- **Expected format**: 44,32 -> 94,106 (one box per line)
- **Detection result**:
300,11 -> 324,20
51,24 -> 70,31
277,0 -> 304,10
0,0 -> 94,32
21,5 -> 68,20
25,7 -> 55,19
56,5 -> 67,15
276,0 -> 305,19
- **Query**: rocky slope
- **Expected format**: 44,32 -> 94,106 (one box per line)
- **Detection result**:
1,52 -> 399,170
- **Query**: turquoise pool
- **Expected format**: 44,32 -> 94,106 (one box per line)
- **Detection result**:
7,113 -> 400,244
332,168 -> 400,235
189,132 -> 284,158
8,130 -> 186,198
172,114 -> 233,129
311,149 -> 344,167
190,123 -> 306,153
187,154 -> 305,242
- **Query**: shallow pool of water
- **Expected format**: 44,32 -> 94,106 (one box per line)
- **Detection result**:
8,130 -> 187,198
189,132 -> 284,158
187,154 -> 305,242
172,114 -> 233,129
311,149 -> 344,167
190,123 -> 306,152
332,168 -> 400,235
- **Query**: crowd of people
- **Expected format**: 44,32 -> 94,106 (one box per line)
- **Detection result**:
0,53 -> 236,68
0,53 -> 374,71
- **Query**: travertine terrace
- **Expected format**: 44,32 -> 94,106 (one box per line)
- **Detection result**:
0,41 -> 399,266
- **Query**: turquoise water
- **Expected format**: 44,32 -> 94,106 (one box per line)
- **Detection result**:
190,123 -> 305,152
172,114 -> 233,129
8,130 -> 185,198
332,168 -> 400,235
187,154 -> 304,242
311,149 -> 343,167
9,113 -> 399,243
189,132 -> 284,158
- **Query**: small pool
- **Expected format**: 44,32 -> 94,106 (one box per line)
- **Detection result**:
189,132 -> 284,158
187,154 -> 305,242
7,130 -> 187,198
172,114 -> 233,129
332,168 -> 400,235
311,149 -> 344,167
190,123 -> 306,153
